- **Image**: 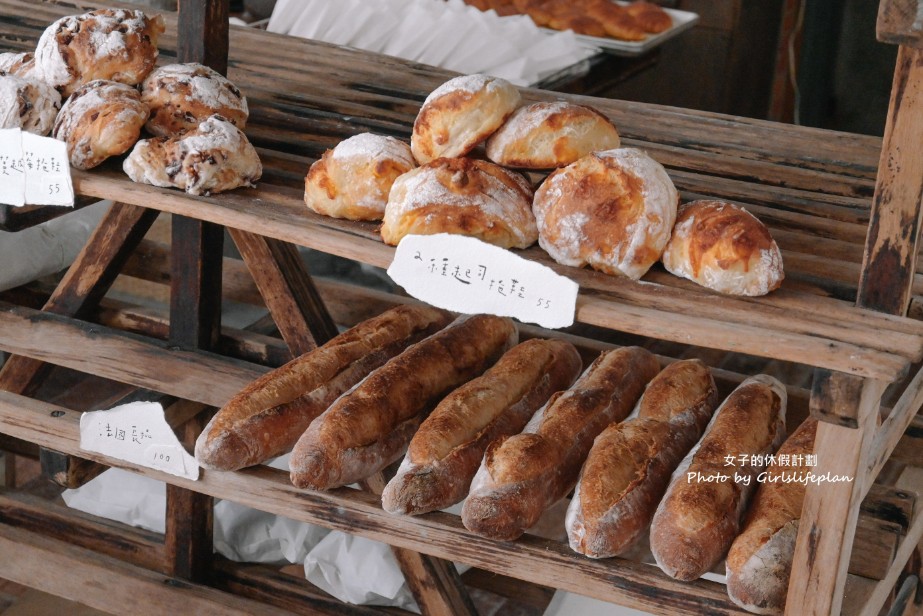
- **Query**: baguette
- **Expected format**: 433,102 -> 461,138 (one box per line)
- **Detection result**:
194,304 -> 452,471
649,374 -> 787,581
567,359 -> 719,558
461,346 -> 660,541
725,418 -> 818,615
382,338 -> 582,515
290,314 -> 518,490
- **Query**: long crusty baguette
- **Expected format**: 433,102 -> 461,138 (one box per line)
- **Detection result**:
725,418 -> 818,615
382,338 -> 582,515
290,314 -> 518,491
461,346 -> 660,541
566,359 -> 719,558
649,374 -> 787,581
194,304 -> 452,471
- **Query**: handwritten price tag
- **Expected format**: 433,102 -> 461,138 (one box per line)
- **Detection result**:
387,233 -> 579,329
0,128 -> 74,207
79,401 -> 199,480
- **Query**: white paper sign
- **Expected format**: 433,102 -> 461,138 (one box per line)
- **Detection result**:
387,233 -> 579,329
0,128 -> 74,207
79,401 -> 199,480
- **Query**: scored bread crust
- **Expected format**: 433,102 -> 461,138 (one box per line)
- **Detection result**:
649,374 -> 787,581
461,346 -> 660,541
567,359 -> 719,558
485,101 -> 620,169
381,338 -> 582,515
194,304 -> 452,471
290,314 -> 519,491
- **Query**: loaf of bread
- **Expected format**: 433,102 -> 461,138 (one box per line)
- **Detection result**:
123,114 -> 262,195
195,305 -> 452,471
567,359 -> 719,558
532,148 -> 679,279
52,79 -> 147,170
726,419 -> 818,615
624,1 -> 673,33
661,200 -> 784,296
35,9 -> 164,96
0,52 -> 42,82
382,338 -> 582,515
305,133 -> 416,221
290,314 -> 518,491
141,63 -> 249,137
0,73 -> 61,136
485,102 -> 620,169
381,157 -> 537,249
461,346 -> 660,541
649,375 -> 787,581
411,74 -> 520,164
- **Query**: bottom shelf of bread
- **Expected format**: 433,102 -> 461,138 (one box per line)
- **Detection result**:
1,264 -> 922,616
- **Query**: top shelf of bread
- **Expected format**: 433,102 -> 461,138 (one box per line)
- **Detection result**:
4,0 -> 923,382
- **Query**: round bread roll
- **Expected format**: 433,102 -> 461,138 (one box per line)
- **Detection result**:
53,80 -> 147,170
305,133 -> 416,221
35,9 -> 165,97
141,63 -> 249,137
123,114 -> 262,196
661,200 -> 784,296
533,147 -> 678,279
381,157 -> 537,249
0,73 -> 61,136
0,52 -> 42,82
485,101 -> 620,169
411,74 -> 520,164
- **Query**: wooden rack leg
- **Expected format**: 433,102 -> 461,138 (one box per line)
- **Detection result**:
786,372 -> 887,615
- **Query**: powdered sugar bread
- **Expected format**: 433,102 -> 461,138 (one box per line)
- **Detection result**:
566,359 -> 719,558
141,63 -> 249,137
382,338 -> 582,516
305,133 -> 416,221
123,114 -> 262,196
725,419 -> 818,615
35,9 -> 165,97
661,200 -> 784,296
0,52 -> 43,83
411,74 -> 520,164
53,80 -> 147,169
0,73 -> 61,136
382,157 -> 537,249
533,147 -> 679,279
485,102 -> 620,169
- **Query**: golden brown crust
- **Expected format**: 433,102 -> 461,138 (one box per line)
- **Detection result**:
194,305 -> 452,471
624,1 -> 673,33
725,419 -> 818,614
382,338 -> 582,515
461,346 -> 660,540
649,375 -> 787,581
637,359 -> 717,424
290,314 -> 518,491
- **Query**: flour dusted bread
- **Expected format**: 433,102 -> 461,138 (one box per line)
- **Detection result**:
411,74 -> 520,164
662,200 -> 784,296
305,133 -> 416,221
141,63 -> 249,137
123,114 -> 262,195
485,102 -> 620,169
567,359 -> 719,558
53,80 -> 147,169
0,73 -> 61,136
290,314 -> 518,491
461,346 -> 660,541
382,338 -> 582,515
726,419 -> 818,615
35,9 -> 164,97
381,157 -> 537,249
533,147 -> 679,279
195,305 -> 452,471
649,374 -> 787,581
0,52 -> 42,82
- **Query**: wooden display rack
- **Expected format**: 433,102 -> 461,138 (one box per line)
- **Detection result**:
2,0 -> 923,614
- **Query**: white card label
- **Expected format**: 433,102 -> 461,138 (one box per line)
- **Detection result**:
79,401 -> 199,481
387,233 -> 579,329
0,128 -> 74,207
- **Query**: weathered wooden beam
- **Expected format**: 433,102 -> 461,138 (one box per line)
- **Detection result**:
811,368 -> 865,428
177,0 -> 229,75
877,0 -> 923,48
